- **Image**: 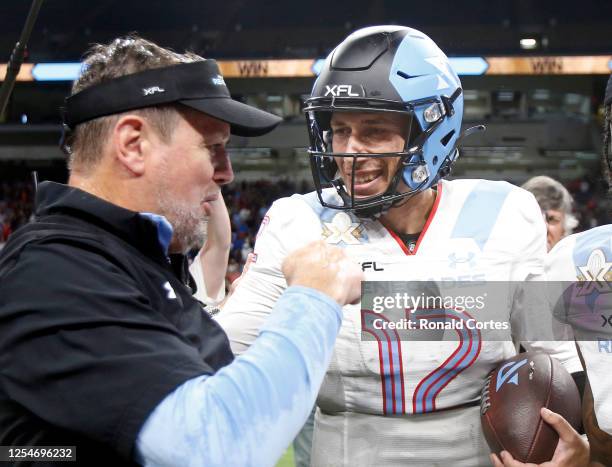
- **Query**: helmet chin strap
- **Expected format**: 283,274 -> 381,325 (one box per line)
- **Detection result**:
353,199 -> 393,219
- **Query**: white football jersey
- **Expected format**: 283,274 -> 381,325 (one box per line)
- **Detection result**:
218,179 -> 580,466
546,224 -> 612,435
189,249 -> 225,305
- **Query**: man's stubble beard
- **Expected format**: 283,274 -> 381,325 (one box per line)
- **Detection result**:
155,182 -> 208,253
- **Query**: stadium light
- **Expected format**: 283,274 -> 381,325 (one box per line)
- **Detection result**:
519,38 -> 538,50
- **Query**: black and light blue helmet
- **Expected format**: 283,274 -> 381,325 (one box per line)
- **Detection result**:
304,25 -> 470,216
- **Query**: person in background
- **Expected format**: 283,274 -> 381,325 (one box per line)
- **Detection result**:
522,175 -> 579,251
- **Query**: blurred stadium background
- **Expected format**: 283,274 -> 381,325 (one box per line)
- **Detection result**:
1,0 -> 611,294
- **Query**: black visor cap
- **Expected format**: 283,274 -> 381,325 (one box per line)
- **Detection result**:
64,60 -> 282,137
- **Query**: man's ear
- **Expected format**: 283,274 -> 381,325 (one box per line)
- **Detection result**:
112,114 -> 151,176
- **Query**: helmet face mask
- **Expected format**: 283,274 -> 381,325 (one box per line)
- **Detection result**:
306,105 -> 426,214
304,25 -> 464,217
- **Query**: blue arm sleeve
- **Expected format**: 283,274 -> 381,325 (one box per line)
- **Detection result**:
135,286 -> 342,467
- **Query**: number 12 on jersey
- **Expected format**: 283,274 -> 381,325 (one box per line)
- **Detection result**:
361,308 -> 482,414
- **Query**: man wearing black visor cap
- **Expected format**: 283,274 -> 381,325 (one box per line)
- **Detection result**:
0,36 -> 362,466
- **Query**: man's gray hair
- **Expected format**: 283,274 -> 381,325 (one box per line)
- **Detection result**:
521,175 -> 578,233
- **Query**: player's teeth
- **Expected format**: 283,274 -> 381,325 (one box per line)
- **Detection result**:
356,174 -> 378,184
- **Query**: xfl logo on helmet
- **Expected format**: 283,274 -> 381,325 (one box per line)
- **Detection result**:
324,84 -> 363,97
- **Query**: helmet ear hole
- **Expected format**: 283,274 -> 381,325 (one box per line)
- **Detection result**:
439,166 -> 451,178
440,129 -> 455,147
433,156 -> 438,165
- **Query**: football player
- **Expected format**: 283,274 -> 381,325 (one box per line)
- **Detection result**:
218,25 -> 581,465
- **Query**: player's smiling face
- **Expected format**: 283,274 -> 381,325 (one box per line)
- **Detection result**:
330,112 -> 410,198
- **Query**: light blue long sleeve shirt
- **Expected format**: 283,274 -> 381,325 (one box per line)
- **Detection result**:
135,286 -> 342,467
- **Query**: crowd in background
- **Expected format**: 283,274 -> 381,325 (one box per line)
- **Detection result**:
222,179 -> 311,282
0,177 -> 609,272
565,175 -> 611,231
0,180 -> 34,249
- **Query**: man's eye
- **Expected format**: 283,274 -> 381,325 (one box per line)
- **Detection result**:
332,128 -> 349,137
206,144 -> 224,153
364,128 -> 386,139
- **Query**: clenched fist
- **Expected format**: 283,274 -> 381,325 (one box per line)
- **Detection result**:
282,240 -> 363,306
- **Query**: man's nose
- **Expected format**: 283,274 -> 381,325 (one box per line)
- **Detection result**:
213,152 -> 234,186
345,134 -> 367,154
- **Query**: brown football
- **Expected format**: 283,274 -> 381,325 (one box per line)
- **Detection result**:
480,352 -> 581,463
